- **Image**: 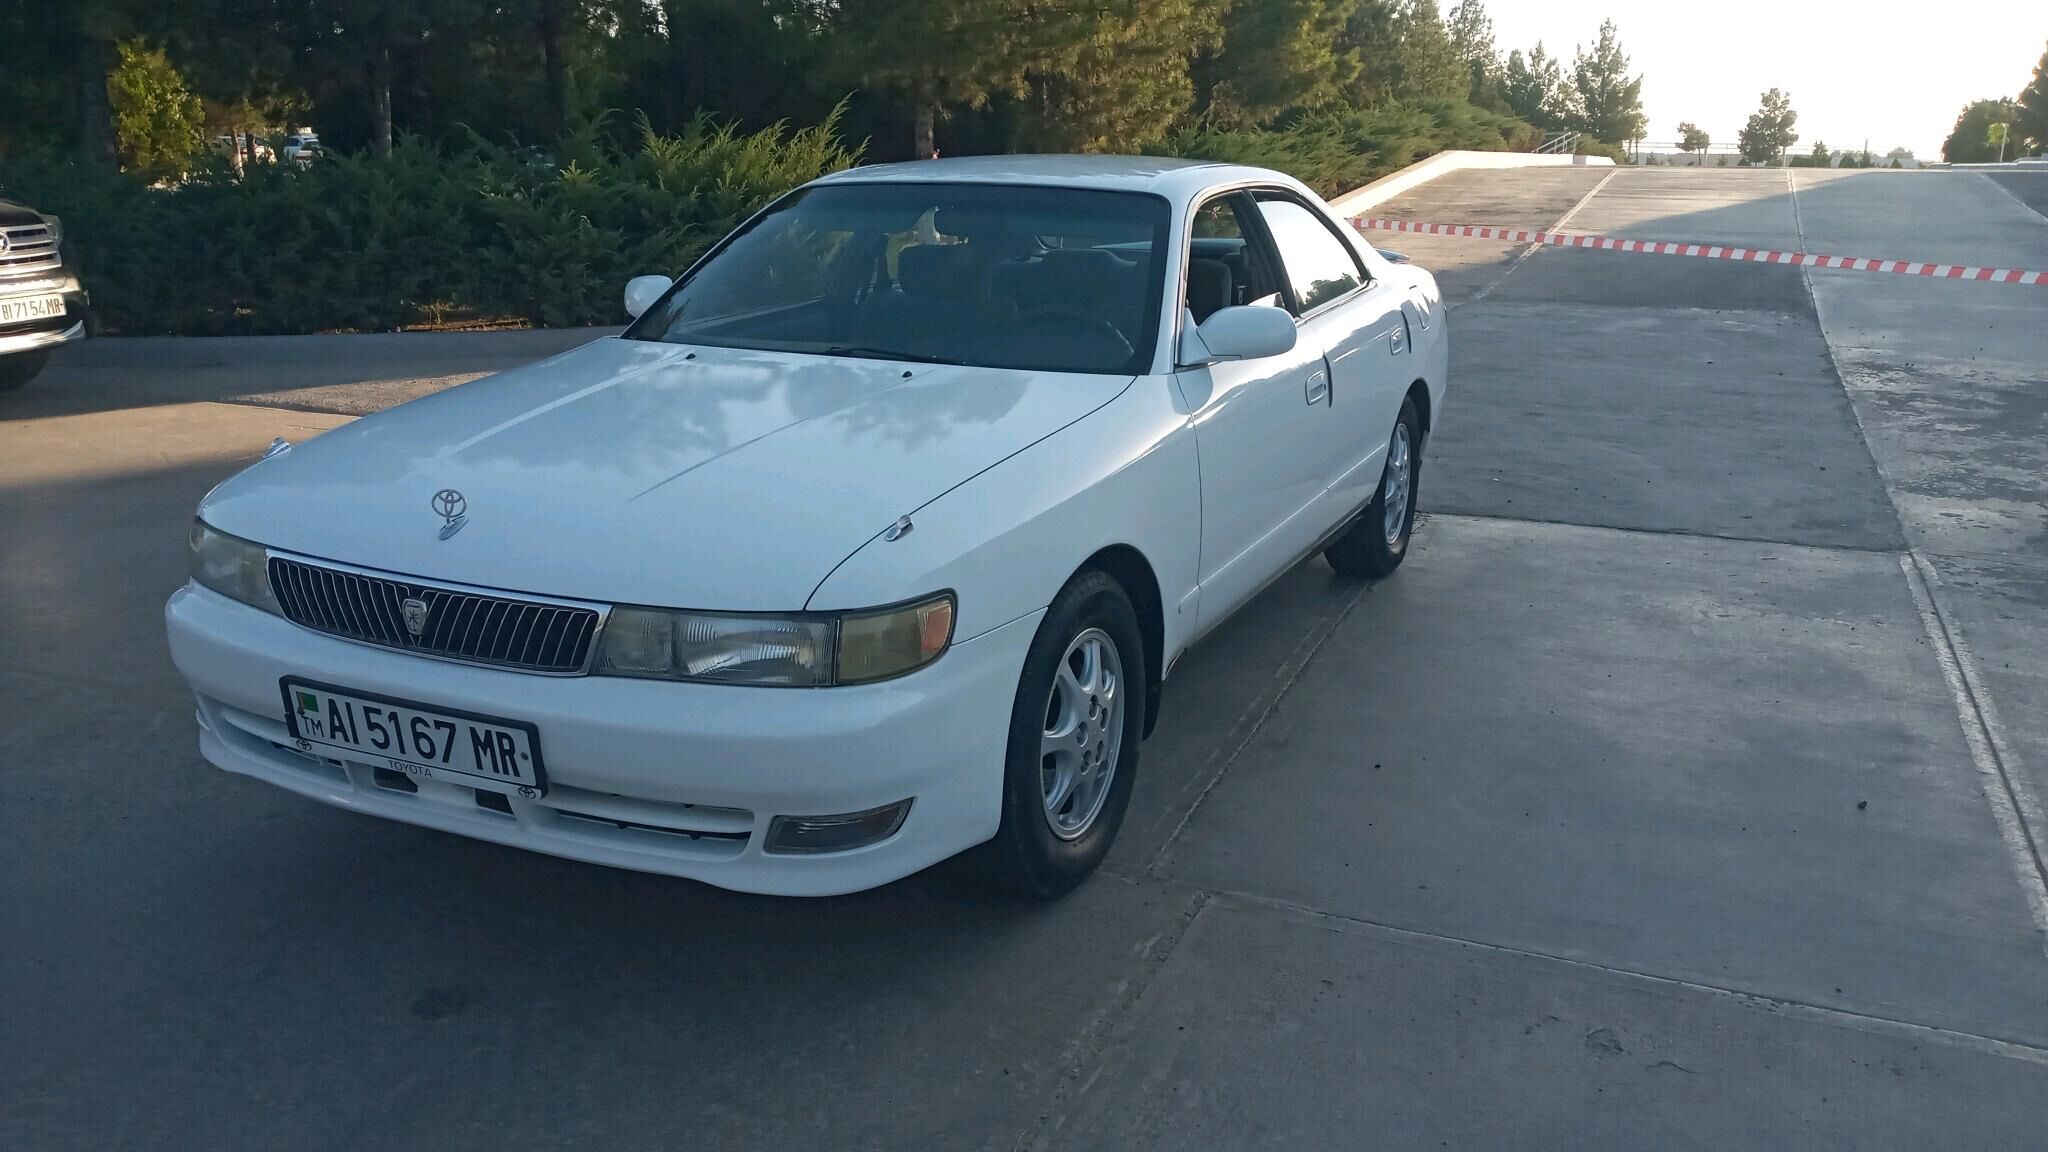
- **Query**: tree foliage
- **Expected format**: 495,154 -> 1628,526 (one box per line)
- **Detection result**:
1170,98 -> 1539,196
1738,88 -> 1798,164
2018,42 -> 2048,154
2,0 -> 1619,333
1445,1 -> 1499,104
828,0 -> 1053,157
1500,43 -> 1571,130
1387,0 -> 1470,104
1569,19 -> 1644,145
1337,0 -> 1399,106
1197,0 -> 1356,128
1013,0 -> 1224,153
1676,121 -> 1709,156
106,38 -> 205,180
10,0 -> 1616,167
1942,97 -> 2017,163
0,111 -> 858,333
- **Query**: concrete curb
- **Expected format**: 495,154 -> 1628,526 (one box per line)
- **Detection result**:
1327,149 -> 1616,218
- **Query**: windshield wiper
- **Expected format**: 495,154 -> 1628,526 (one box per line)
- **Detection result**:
820,345 -> 966,365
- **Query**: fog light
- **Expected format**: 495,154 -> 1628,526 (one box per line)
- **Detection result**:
765,800 -> 912,855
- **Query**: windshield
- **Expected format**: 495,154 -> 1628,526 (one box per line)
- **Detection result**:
626,182 -> 1170,374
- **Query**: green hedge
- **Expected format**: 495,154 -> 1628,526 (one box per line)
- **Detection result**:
0,112 -> 860,335
1169,101 -> 1542,199
2,100 -> 1537,336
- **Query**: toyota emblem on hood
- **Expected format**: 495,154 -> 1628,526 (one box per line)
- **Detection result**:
431,488 -> 468,540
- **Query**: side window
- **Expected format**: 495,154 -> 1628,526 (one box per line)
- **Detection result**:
1184,194 -> 1285,323
1191,198 -> 1241,239
1253,194 -> 1367,314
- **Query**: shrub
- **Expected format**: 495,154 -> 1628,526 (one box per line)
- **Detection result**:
1167,101 -> 1539,198
0,109 -> 860,335
1571,138 -> 1630,164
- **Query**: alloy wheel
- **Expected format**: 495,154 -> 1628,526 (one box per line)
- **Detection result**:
1039,627 -> 1125,840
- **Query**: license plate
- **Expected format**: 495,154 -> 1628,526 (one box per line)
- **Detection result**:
280,678 -> 546,796
0,294 -> 63,324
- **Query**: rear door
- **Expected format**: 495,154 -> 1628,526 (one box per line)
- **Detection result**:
1251,190 -> 1412,522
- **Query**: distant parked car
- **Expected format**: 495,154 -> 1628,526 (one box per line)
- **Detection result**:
0,197 -> 88,391
165,156 -> 1448,897
213,134 -> 275,163
280,132 -> 322,164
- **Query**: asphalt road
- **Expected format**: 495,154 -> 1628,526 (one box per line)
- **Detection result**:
5,166 -> 2047,1150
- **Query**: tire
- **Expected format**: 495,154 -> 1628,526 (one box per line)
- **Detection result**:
0,351 -> 49,392
1324,396 -> 1421,579
984,569 -> 1146,898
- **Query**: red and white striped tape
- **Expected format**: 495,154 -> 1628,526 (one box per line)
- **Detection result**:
1353,217 -> 2048,286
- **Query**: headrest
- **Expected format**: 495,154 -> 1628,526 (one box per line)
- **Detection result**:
1186,258 -> 1232,323
1043,247 -> 1136,277
898,244 -> 978,299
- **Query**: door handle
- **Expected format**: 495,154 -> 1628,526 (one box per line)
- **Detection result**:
1305,370 -> 1329,406
1388,323 -> 1408,355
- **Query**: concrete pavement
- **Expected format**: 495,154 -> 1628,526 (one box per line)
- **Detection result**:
4,165 -> 2046,1149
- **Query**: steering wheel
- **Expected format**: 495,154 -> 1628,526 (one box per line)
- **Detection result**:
1015,307 -> 1133,356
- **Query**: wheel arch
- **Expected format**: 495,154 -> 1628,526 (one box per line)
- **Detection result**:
1406,377 -> 1432,443
1078,544 -> 1165,738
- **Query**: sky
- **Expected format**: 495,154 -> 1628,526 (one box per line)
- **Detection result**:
1487,1 -> 2046,158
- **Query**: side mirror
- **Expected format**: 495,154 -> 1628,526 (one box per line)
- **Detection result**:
1179,304 -> 1297,366
623,274 -> 674,320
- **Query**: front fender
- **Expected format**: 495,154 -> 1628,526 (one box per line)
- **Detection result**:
806,374 -> 1201,664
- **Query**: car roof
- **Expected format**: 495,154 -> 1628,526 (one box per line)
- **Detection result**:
811,155 -> 1305,203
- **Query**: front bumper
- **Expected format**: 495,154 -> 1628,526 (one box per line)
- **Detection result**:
0,318 -> 86,357
166,584 -> 1041,896
0,270 -> 89,357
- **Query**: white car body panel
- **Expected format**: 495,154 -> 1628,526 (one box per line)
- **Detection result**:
167,155 -> 1448,895
198,338 -> 1132,616
810,372 -> 1202,663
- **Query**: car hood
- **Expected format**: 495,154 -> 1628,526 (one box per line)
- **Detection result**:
200,337 -> 1132,609
0,198 -> 45,227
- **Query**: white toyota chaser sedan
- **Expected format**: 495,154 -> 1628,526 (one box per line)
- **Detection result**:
166,156 -> 1446,898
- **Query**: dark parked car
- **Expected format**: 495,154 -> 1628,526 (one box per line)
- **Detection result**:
0,197 -> 89,391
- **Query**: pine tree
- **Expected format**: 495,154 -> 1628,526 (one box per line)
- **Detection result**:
1570,19 -> 1644,145
1016,0 -> 1224,152
1738,88 -> 1798,164
1389,0 -> 1466,104
1445,1 -> 1498,102
1500,42 -> 1569,129
1338,0 -> 1400,106
1197,0 -> 1356,127
829,0 -> 1057,158
1676,121 -> 1709,164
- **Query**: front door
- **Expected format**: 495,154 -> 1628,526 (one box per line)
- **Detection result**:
1176,192 -> 1335,637
1251,190 -> 1411,521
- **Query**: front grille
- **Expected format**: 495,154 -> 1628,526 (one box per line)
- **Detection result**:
0,224 -> 60,277
268,557 -> 601,674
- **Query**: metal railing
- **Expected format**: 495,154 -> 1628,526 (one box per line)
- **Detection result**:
1534,132 -> 1582,155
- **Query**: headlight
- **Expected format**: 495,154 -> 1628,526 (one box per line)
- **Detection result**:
189,520 -> 279,613
594,593 -> 954,686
